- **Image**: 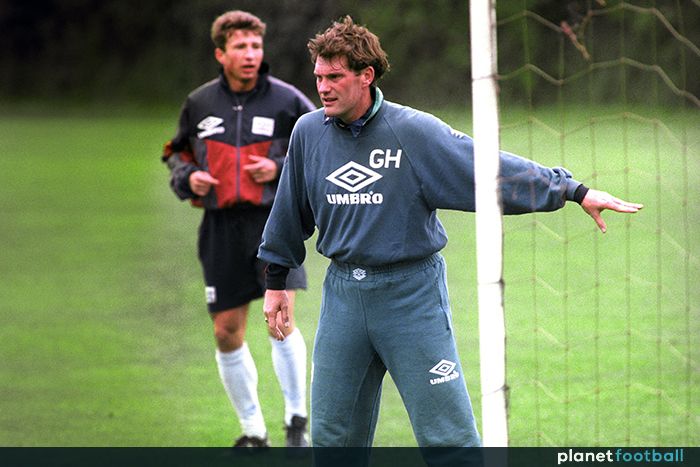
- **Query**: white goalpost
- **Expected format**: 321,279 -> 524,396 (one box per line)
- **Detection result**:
467,0 -> 698,448
469,0 -> 509,447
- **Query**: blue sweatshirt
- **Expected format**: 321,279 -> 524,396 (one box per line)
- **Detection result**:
258,89 -> 583,272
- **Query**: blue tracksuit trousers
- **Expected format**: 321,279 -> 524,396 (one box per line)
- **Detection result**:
311,253 -> 481,447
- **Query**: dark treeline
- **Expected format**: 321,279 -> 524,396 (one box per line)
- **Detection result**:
1,0 -> 697,108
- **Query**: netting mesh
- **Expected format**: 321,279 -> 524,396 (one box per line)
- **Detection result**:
494,0 -> 698,446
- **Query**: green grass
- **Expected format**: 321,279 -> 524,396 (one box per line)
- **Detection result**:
0,105 -> 697,447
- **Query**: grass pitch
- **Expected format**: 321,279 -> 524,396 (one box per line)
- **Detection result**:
0,105 -> 697,446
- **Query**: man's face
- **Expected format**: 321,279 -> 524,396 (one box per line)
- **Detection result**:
216,29 -> 263,91
314,55 -> 373,123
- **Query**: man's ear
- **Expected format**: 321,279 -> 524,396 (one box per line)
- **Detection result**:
362,66 -> 375,88
214,47 -> 225,65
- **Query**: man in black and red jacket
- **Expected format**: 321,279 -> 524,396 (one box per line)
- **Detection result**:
162,10 -> 315,449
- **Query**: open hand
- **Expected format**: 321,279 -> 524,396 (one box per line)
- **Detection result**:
580,188 -> 643,233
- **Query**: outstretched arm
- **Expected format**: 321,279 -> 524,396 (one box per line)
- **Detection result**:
580,188 -> 643,233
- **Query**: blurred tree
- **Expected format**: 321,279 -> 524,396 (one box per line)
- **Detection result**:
341,0 -> 471,107
0,0 -> 344,104
0,0 -> 696,107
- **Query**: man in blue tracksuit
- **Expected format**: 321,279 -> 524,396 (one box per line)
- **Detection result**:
258,16 -> 643,449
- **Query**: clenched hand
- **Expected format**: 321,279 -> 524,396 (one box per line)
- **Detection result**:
243,155 -> 277,183
189,171 -> 220,196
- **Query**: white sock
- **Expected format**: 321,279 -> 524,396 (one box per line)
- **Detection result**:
269,328 -> 308,426
215,343 -> 267,438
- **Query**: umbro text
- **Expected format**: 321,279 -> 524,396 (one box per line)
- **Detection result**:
326,192 -> 384,205
430,371 -> 460,385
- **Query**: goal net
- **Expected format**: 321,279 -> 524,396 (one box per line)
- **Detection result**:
472,0 -> 699,446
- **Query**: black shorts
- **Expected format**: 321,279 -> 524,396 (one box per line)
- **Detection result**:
198,205 -> 307,313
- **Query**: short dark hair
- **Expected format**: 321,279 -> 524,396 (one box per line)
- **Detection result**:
211,10 -> 266,50
308,16 -> 390,85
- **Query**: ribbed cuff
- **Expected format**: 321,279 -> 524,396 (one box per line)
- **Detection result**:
573,184 -> 590,204
265,263 -> 290,290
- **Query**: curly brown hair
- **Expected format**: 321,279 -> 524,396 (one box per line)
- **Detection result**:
210,10 -> 266,50
307,16 -> 390,85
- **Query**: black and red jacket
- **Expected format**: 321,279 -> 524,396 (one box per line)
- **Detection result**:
162,64 -> 315,209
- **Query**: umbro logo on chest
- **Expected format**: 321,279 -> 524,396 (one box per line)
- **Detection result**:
325,148 -> 403,192
325,148 -> 402,206
197,116 -> 225,138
